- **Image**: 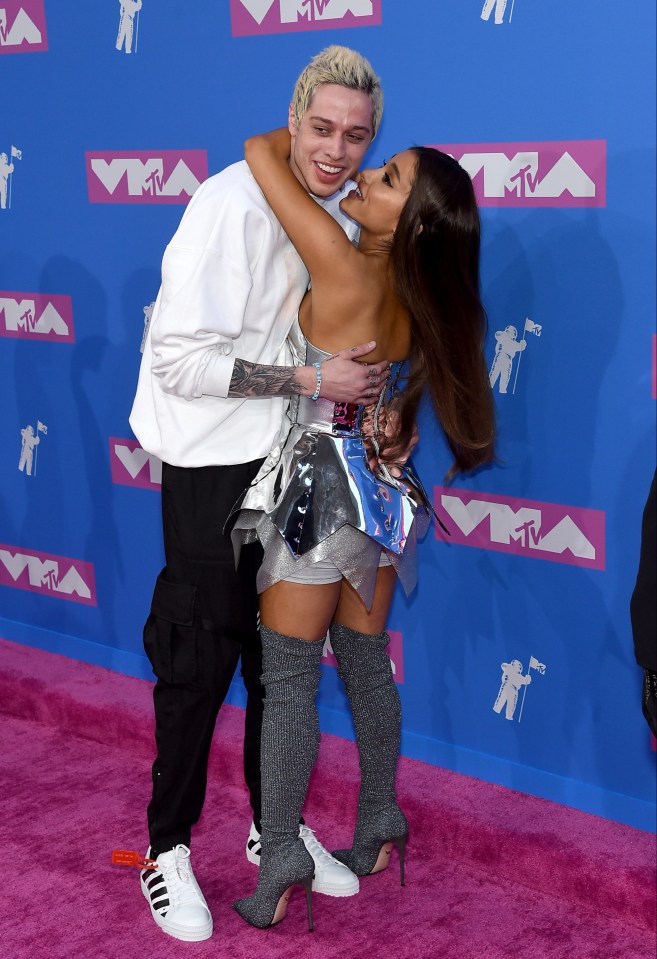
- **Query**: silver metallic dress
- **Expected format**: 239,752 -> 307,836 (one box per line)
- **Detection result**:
231,320 -> 431,609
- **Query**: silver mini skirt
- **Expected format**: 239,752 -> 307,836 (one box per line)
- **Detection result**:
231,328 -> 431,609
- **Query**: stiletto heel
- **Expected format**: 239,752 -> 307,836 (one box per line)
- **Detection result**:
301,875 -> 314,932
394,834 -> 407,886
234,839 -> 315,929
333,803 -> 409,880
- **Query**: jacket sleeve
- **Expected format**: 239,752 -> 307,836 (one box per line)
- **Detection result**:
150,242 -> 255,400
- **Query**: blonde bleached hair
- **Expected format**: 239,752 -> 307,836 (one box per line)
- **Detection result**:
290,45 -> 383,139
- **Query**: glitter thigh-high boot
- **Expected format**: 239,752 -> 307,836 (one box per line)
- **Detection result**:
329,624 -> 408,884
233,626 -> 322,929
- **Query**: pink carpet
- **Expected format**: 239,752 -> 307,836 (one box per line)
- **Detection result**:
1,637 -> 655,959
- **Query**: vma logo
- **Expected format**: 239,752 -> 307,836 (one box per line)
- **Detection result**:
0,543 -> 97,606
110,438 -> 162,490
0,1 -> 48,53
0,292 -> 75,342
323,628 -> 404,683
85,151 -> 208,205
432,141 -> 606,208
230,0 -> 382,37
435,487 -> 605,570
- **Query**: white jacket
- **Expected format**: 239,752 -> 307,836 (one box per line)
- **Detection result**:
129,160 -> 357,467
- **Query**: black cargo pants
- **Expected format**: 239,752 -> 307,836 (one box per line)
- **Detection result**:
143,460 -> 265,856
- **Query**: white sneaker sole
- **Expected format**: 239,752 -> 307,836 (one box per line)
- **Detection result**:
311,874 -> 360,898
246,851 -> 359,897
245,845 -> 260,867
140,877 -> 213,942
247,840 -> 360,897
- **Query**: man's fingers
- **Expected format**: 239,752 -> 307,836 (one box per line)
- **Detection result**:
346,341 -> 377,359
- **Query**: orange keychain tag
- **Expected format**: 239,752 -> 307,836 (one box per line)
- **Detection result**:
111,849 -> 157,870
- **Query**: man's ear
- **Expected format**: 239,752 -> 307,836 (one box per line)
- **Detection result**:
288,104 -> 298,138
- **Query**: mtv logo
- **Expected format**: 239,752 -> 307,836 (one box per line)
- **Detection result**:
0,542 -> 97,606
0,1 -> 48,53
109,438 -> 162,490
85,151 -> 209,204
322,628 -> 404,683
230,0 -> 381,37
0,291 -> 75,342
435,487 -> 605,570
432,141 -> 606,208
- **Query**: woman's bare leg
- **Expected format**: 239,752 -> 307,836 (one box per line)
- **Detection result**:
260,579 -> 342,642
333,565 -> 397,634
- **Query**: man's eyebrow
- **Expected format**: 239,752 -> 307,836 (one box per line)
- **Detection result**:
309,115 -> 372,134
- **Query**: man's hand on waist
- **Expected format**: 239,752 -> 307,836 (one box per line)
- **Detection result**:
311,342 -> 389,405
227,342 -> 389,404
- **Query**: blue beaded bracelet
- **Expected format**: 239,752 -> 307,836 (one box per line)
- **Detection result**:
311,361 -> 322,401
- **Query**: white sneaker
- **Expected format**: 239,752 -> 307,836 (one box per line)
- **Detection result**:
245,821 -> 262,865
140,845 -> 213,942
300,825 -> 360,897
245,822 -> 359,898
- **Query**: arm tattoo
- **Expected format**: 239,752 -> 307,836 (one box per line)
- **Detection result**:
228,359 -> 303,398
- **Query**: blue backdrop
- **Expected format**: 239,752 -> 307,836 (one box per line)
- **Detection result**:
1,0 -> 655,831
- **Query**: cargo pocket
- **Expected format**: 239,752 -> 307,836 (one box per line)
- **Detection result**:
143,570 -> 199,685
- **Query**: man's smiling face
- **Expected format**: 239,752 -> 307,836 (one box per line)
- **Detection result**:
288,83 -> 373,197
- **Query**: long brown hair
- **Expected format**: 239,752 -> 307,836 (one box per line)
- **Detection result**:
388,147 -> 495,478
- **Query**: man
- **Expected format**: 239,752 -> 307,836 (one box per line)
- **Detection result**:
129,46 -> 386,942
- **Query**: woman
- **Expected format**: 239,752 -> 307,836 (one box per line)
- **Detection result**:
232,129 -> 495,929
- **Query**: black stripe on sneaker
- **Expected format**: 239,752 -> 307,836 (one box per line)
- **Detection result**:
145,874 -> 165,892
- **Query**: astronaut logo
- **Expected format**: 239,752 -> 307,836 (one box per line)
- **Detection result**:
86,151 -> 208,205
0,146 -> 21,209
116,0 -> 142,54
0,2 -> 48,53
140,300 -> 155,353
493,656 -> 546,722
18,420 -> 47,476
489,317 -> 542,394
481,0 -> 515,25
231,0 -> 381,37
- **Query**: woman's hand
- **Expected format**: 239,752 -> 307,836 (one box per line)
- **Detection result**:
362,400 -> 420,478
